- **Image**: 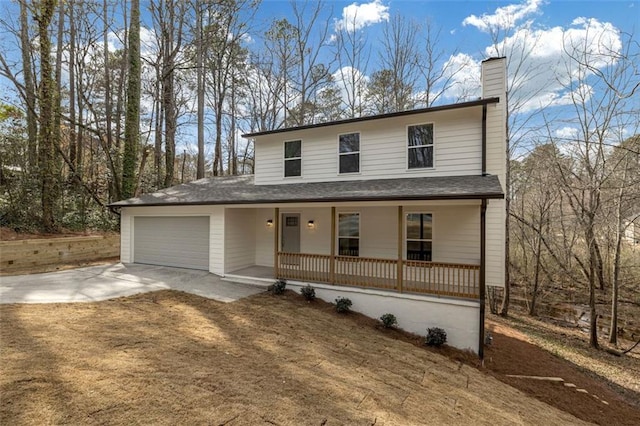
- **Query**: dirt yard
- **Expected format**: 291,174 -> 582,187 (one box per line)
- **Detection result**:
0,290 -> 605,425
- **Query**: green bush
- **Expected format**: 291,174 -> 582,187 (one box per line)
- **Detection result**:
425,327 -> 447,347
335,297 -> 352,313
300,284 -> 316,301
379,313 -> 398,329
269,279 -> 287,295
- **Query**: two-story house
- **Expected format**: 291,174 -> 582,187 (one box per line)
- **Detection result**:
110,57 -> 507,355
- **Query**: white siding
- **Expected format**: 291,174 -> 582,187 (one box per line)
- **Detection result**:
485,199 -> 506,288
224,208 -> 256,273
482,57 -> 507,187
255,208 -> 275,267
254,108 -> 483,185
120,212 -> 132,263
299,208 -> 332,254
482,58 -> 507,288
210,207 -> 225,275
253,204 -> 479,265
357,206 -> 398,259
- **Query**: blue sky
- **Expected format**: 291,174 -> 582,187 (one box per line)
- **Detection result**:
1,0 -> 637,155
251,0 -> 637,51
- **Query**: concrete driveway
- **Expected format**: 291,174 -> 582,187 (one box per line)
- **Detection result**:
0,263 -> 264,304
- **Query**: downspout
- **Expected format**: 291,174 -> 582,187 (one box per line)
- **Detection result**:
479,103 -> 488,360
482,104 -> 487,175
479,198 -> 487,361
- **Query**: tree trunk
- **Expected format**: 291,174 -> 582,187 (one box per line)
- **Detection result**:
154,75 -> 163,188
196,0 -> 205,179
587,226 -> 599,349
609,168 -> 629,345
20,0 -> 38,171
500,119 -> 511,316
103,0 -> 119,200
122,0 -> 141,199
529,233 -> 543,316
36,0 -> 57,232
69,0 -> 76,169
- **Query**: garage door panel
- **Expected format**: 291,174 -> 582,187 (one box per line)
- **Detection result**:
134,216 -> 210,270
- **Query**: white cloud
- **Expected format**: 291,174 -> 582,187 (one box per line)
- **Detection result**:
441,53 -> 482,102
446,16 -> 621,113
334,0 -> 390,32
463,0 -> 543,32
332,66 -> 370,110
554,126 -> 578,140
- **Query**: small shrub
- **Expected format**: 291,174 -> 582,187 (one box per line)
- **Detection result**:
379,313 -> 398,329
269,279 -> 287,295
300,284 -> 316,301
335,297 -> 352,313
425,327 -> 447,347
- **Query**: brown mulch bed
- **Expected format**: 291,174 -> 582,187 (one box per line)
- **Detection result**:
1,290 -> 591,425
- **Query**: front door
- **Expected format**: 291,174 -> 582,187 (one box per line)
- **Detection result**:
281,213 -> 300,253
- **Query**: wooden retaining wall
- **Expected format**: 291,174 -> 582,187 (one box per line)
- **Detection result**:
0,235 -> 120,274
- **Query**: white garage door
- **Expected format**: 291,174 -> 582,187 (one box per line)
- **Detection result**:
133,216 -> 210,270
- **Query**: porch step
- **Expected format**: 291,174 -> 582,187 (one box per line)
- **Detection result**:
222,274 -> 273,288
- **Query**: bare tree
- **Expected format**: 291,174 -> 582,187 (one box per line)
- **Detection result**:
195,0 -> 205,179
332,10 -> 370,118
122,0 -> 140,199
373,15 -> 420,113
546,28 -> 639,348
34,0 -> 58,231
203,0 -> 255,175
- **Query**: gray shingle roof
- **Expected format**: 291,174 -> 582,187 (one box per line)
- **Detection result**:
109,175 -> 504,207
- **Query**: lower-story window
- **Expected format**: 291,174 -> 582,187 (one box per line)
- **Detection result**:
406,213 -> 432,261
338,213 -> 359,256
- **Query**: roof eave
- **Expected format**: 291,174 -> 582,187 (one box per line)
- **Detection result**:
242,98 -> 500,138
109,192 -> 504,208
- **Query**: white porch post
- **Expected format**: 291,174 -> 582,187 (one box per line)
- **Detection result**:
397,205 -> 403,293
274,207 -> 279,278
330,206 -> 336,284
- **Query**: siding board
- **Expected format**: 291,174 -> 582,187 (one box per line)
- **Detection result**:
254,109 -> 484,184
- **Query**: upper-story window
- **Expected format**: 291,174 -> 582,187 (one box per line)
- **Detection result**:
408,123 -> 434,169
338,133 -> 360,174
284,140 -> 302,177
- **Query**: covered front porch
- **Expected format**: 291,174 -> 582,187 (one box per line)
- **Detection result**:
231,256 -> 479,298
225,202 -> 485,300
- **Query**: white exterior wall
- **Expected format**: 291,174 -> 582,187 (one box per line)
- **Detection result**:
119,205 -> 225,275
255,208 -> 275,267
254,108 -> 483,185
285,280 -> 480,352
482,57 -> 507,288
225,208 -> 256,273
485,200 -> 506,287
252,204 -> 480,265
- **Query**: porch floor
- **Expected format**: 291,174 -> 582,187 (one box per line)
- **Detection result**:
228,265 -> 275,280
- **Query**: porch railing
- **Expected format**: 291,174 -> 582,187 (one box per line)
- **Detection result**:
276,252 -> 479,298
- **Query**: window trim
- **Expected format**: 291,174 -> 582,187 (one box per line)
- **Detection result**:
406,122 -> 435,171
337,132 -> 361,175
337,211 -> 360,257
283,139 -> 302,178
405,212 -> 433,261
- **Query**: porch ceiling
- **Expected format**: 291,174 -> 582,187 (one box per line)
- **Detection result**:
110,174 -> 504,207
